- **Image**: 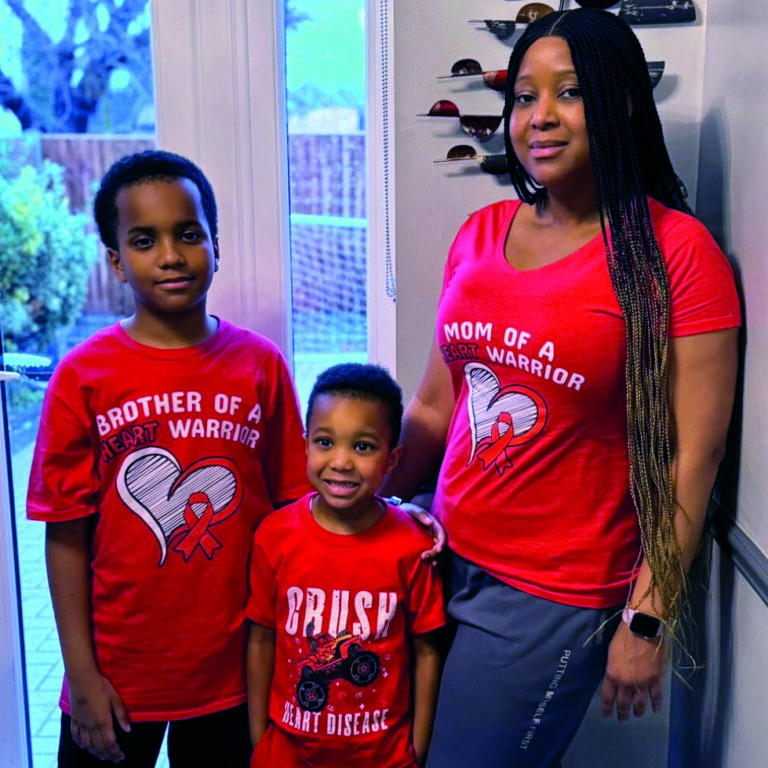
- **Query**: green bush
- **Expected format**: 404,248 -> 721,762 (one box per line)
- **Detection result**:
0,160 -> 96,352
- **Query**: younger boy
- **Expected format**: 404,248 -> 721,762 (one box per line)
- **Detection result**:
246,363 -> 446,768
27,150 -> 310,766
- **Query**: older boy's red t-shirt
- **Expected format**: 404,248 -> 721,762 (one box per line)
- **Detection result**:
246,495 -> 446,768
433,198 -> 741,608
27,319 -> 311,720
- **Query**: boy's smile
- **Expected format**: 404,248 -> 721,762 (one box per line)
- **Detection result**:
108,178 -> 219,339
306,394 -> 400,532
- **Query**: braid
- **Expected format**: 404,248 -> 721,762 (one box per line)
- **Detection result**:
503,10 -> 693,655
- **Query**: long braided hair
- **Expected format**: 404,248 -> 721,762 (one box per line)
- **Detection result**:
502,9 -> 692,645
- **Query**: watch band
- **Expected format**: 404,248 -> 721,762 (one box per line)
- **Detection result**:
622,607 -> 664,640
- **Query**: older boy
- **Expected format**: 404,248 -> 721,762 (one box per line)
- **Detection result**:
27,150 -> 310,767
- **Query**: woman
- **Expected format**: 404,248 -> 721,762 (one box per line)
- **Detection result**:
384,9 -> 740,767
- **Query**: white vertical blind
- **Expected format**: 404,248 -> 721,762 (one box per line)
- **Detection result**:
367,0 -> 397,374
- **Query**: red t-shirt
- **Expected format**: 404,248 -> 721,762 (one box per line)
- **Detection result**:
27,319 -> 311,720
246,495 -> 446,768
433,198 -> 741,608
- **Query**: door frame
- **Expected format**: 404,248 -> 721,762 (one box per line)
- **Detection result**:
0,383 -> 31,767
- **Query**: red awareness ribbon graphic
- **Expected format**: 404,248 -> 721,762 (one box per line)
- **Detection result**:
173,491 -> 222,560
475,389 -> 547,475
477,412 -> 517,474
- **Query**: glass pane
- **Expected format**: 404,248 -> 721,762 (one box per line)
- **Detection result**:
284,0 -> 369,410
0,2 -> 155,765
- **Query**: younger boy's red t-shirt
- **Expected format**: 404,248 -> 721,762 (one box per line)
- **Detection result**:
27,320 -> 311,720
246,495 -> 446,768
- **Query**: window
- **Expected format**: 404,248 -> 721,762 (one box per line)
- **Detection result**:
151,0 -> 394,402
285,0 -> 373,407
0,2 -> 155,765
0,3 -> 394,763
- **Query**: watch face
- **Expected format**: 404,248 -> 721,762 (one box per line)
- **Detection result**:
629,612 -> 661,639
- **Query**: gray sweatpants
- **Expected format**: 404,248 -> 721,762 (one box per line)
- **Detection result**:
426,553 -> 621,768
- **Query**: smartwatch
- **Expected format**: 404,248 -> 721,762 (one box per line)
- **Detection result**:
622,607 -> 664,640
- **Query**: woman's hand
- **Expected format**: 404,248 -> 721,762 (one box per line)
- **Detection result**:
400,501 -> 447,562
69,671 -> 130,762
600,620 -> 665,721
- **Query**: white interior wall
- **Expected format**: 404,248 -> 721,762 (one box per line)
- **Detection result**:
685,2 -> 768,766
698,2 -> 768,559
668,540 -> 768,768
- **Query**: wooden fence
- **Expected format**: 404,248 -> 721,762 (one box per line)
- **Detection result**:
43,136 -> 155,315
16,133 -> 366,316
288,133 -> 365,219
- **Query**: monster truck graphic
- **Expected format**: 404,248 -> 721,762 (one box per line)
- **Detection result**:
295,624 -> 380,712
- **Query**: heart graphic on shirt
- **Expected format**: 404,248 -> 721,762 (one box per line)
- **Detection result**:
116,447 -> 243,565
465,362 -> 547,475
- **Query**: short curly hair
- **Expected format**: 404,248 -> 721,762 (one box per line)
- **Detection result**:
93,150 -> 218,250
306,363 -> 403,447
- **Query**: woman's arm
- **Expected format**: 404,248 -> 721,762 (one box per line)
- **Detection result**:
601,327 -> 739,721
411,632 -> 442,766
46,518 -> 130,762
247,623 -> 276,747
381,339 -> 456,558
381,339 -> 455,501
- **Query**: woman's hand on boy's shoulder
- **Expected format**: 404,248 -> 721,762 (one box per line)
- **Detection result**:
393,498 -> 447,562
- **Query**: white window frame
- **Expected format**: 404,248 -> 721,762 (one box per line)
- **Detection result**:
151,0 -> 293,355
152,0 -> 396,372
